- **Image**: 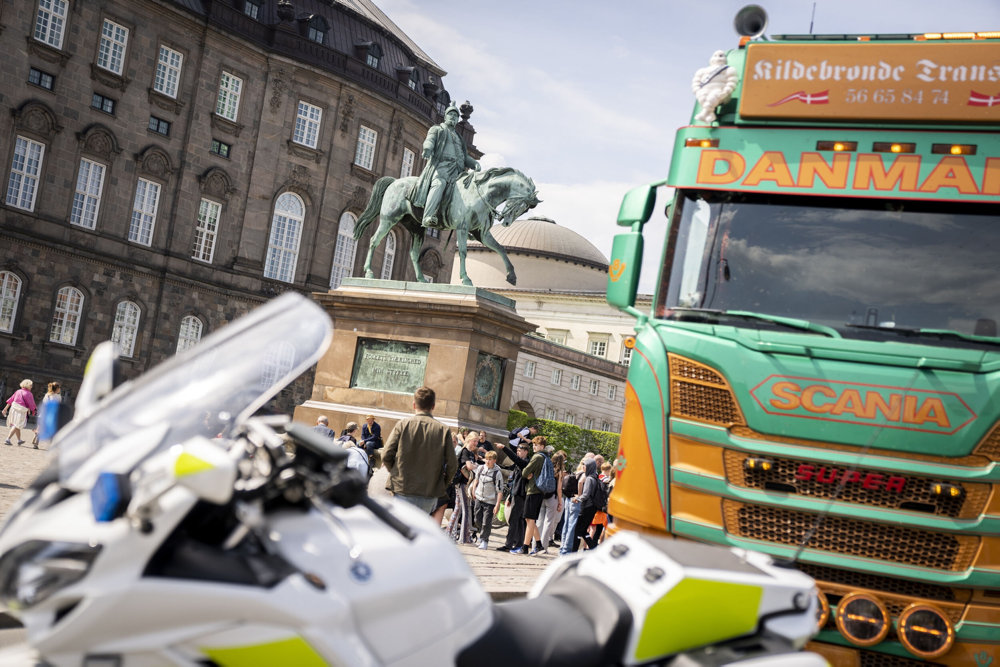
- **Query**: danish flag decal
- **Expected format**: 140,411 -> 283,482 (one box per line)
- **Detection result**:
767,90 -> 830,107
968,90 -> 1000,107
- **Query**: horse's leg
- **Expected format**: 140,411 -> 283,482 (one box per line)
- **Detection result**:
456,225 -> 473,286
409,231 -> 428,282
364,214 -> 397,279
478,227 -> 517,285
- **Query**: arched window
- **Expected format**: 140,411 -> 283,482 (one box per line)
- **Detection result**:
0,271 -> 22,333
263,192 -> 304,283
380,232 -> 396,280
329,212 -> 358,288
111,300 -> 141,357
50,286 -> 84,345
177,315 -> 203,353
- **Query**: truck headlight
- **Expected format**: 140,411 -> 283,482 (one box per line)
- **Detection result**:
0,541 -> 101,610
898,603 -> 954,659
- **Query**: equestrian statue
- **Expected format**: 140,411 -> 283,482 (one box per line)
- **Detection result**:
353,103 -> 540,286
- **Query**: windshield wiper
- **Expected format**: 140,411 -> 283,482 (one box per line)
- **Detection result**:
845,323 -> 1000,346
668,308 -> 840,338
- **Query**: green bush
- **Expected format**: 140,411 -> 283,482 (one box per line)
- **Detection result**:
505,410 -> 619,467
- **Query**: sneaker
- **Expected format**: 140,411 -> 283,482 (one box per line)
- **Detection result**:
477,541 -> 488,550
17,440 -> 24,445
495,545 -> 510,552
3,440 -> 11,446
510,547 -> 524,555
528,547 -> 542,556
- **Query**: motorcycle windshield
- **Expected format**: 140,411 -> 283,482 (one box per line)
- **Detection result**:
53,293 -> 333,489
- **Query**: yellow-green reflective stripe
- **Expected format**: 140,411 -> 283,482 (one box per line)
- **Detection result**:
202,636 -> 328,666
635,577 -> 763,661
174,452 -> 214,478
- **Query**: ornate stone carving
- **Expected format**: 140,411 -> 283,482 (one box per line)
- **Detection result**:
90,63 -> 130,91
199,167 -> 236,200
339,94 -> 355,134
269,68 -> 287,112
76,125 -> 121,160
11,101 -> 61,138
26,36 -> 70,66
286,140 -> 323,162
210,113 -> 243,137
391,118 -> 402,155
135,146 -> 174,179
147,88 -> 185,115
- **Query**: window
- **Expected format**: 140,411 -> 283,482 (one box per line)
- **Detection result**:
589,379 -> 600,395
193,199 -> 221,263
551,368 -> 562,385
91,93 -> 116,114
571,374 -> 581,391
546,329 -> 568,345
70,158 -> 106,230
50,286 -> 83,345
148,116 -> 170,136
97,19 -> 129,75
307,17 -> 326,44
365,43 -> 382,69
566,414 -> 576,426
264,193 -> 304,283
153,45 -> 183,98
622,346 -> 633,366
293,101 -> 321,149
215,71 -> 242,122
589,339 -> 608,358
602,421 -> 612,432
111,300 -> 140,357
524,360 -> 536,378
401,147 -> 415,178
128,178 -> 160,246
34,0 -> 67,49
28,67 -> 55,90
210,139 -> 231,158
428,227 -> 440,239
0,271 -> 22,333
545,408 -> 557,420
243,0 -> 260,19
329,212 -> 358,288
583,417 -> 594,430
6,136 -> 45,211
354,125 -> 377,170
408,69 -> 419,91
177,315 -> 203,352
608,385 -> 618,400
380,233 -> 395,280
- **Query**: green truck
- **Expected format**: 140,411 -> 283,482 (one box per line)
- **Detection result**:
606,12 -> 1000,666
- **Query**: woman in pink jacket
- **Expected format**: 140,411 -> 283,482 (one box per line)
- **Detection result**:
3,379 -> 37,446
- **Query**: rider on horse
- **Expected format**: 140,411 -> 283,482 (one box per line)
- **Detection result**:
412,103 -> 480,229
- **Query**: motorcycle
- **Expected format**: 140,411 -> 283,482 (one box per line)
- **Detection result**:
0,293 -> 824,666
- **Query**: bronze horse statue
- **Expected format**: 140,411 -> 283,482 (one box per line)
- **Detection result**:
353,167 -> 540,286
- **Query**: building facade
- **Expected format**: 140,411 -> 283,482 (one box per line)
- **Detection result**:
0,0 -> 476,403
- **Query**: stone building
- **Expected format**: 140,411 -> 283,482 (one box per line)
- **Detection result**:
453,216 -> 653,433
0,0 -> 476,405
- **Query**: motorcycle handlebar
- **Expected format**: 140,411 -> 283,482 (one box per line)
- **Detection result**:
360,496 -> 418,541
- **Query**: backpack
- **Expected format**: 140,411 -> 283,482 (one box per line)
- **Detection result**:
591,476 -> 609,512
535,454 -> 556,494
474,464 -> 502,503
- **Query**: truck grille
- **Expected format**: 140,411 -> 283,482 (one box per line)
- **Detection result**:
722,501 -> 978,571
669,355 -> 745,426
724,450 -> 989,519
797,563 -> 958,602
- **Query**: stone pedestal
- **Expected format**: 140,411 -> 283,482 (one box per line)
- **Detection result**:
295,278 -> 533,439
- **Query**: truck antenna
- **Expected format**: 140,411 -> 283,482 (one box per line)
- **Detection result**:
809,2 -> 817,34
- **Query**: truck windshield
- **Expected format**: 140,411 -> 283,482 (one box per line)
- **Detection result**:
658,191 -> 1000,345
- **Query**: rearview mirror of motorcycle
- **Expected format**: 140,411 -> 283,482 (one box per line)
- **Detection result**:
167,438 -> 238,505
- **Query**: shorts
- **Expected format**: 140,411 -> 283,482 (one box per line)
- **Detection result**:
524,493 -> 543,520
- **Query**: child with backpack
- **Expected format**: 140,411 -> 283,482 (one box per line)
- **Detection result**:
469,451 -> 504,550
518,436 -> 554,555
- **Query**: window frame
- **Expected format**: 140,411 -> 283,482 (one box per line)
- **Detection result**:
153,44 -> 183,99
608,384 -> 618,401
571,374 -> 581,391
91,92 -> 116,115
70,157 -> 106,230
589,379 -> 600,396
50,286 -> 84,346
354,125 -> 377,170
588,338 -> 608,358
545,407 -> 557,421
28,67 -> 55,91
193,198 -> 222,263
264,192 -> 305,283
293,100 -> 322,149
380,232 -> 396,280
210,139 -> 231,158
215,71 -> 243,122
111,300 -> 141,357
0,271 -> 22,333
401,147 -> 415,178
243,0 -> 260,20
524,360 -> 536,378
128,177 -> 161,246
96,18 -> 129,76
177,314 -> 204,352
6,136 -> 45,212
148,115 -> 170,136
551,368 -> 562,385
34,0 -> 68,50
329,212 -> 359,289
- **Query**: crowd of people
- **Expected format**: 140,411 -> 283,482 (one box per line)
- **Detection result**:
310,385 -> 616,557
3,379 -> 61,448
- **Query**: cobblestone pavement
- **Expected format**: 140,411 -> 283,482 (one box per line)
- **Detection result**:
0,429 -> 549,598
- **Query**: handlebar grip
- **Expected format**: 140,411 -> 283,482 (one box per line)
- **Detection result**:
285,422 -> 349,463
361,496 -> 418,541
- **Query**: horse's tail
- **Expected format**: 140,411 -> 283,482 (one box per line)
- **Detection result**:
354,176 -> 395,240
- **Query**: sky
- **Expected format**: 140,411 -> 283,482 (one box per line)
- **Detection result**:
376,0 -> 1000,293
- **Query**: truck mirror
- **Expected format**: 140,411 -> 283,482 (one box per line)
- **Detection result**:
607,232 -> 643,310
617,184 -> 657,228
